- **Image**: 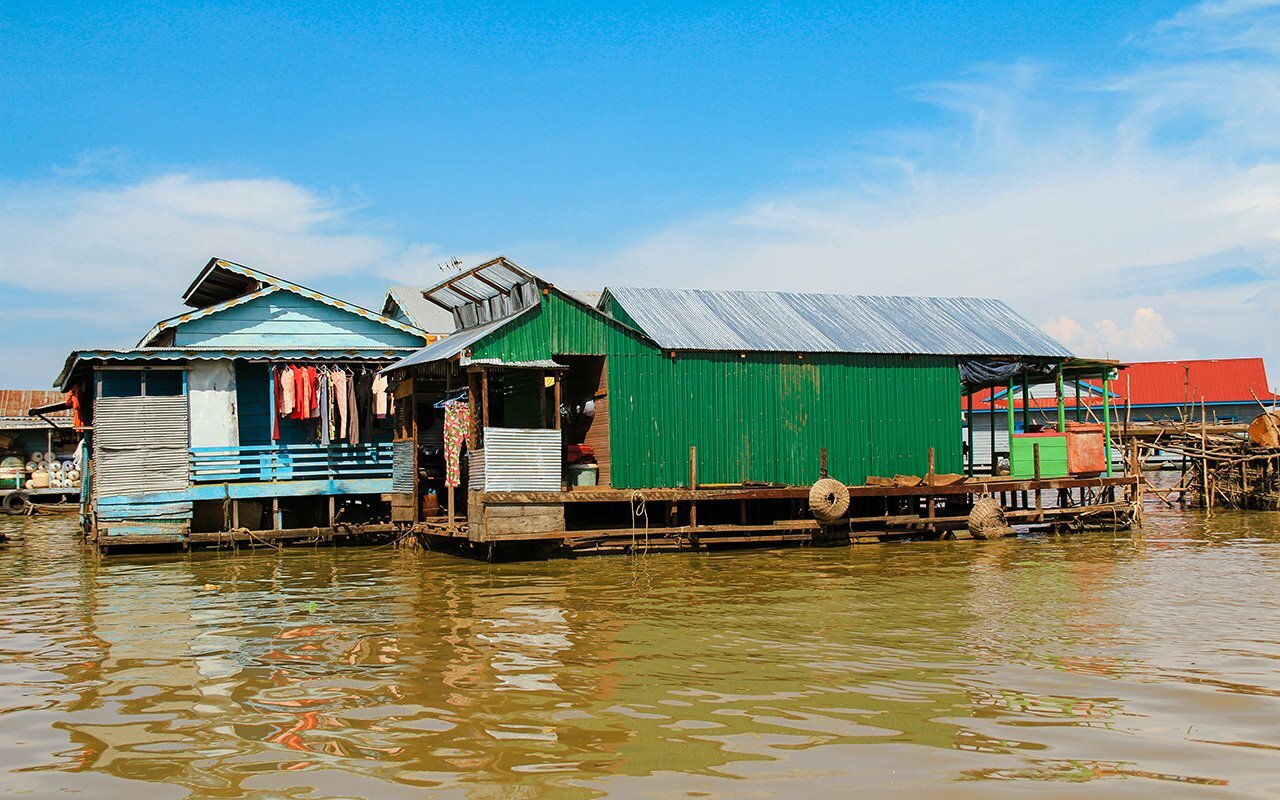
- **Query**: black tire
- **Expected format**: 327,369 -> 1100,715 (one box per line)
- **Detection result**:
3,491 -> 30,515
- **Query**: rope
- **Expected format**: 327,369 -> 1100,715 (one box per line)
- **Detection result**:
630,491 -> 649,554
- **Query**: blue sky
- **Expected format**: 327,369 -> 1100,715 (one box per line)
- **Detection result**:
2,0 -> 1278,387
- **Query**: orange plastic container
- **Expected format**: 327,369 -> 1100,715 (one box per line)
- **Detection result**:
1065,423 -> 1106,476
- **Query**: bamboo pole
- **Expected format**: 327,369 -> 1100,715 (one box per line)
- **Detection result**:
1202,396 -> 1211,516
1056,366 -> 1066,433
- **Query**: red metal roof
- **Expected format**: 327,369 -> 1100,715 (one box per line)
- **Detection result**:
1121,358 -> 1278,406
0,390 -> 70,418
967,358 -> 1278,411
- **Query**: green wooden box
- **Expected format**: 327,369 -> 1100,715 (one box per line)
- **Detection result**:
1010,433 -> 1069,479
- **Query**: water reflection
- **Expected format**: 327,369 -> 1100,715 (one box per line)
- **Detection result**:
2,509 -> 1280,798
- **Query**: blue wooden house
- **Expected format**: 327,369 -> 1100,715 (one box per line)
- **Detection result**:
55,258 -> 428,547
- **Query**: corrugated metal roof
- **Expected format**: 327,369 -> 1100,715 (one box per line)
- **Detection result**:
381,306 -> 538,374
0,390 -> 68,418
56,347 -> 417,389
384,286 -> 458,334
604,287 -> 1071,357
0,416 -> 68,430
1123,358 -> 1278,406
150,267 -> 424,347
564,289 -> 602,308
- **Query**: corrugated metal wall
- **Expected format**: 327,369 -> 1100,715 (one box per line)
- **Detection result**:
470,291 -> 965,489
392,440 -> 415,493
476,428 -> 562,491
93,396 -> 190,498
606,336 -> 962,488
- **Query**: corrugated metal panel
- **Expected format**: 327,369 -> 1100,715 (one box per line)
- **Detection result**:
384,286 -> 459,334
392,440 -> 415,493
382,306 -> 539,374
1122,358 -> 1279,405
469,448 -> 485,489
477,428 -> 561,491
0,390 -> 68,418
605,287 -> 1072,357
93,396 -> 190,498
468,292 -> 624,363
605,323 -> 963,488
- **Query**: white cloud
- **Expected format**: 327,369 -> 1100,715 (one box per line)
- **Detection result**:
1044,308 -> 1177,358
0,171 -> 442,385
0,173 -> 428,306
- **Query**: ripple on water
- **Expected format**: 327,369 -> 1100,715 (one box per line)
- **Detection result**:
2,514 -> 1280,797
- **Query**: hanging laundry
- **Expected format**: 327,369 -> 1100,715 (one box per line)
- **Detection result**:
333,369 -> 349,441
318,371 -> 330,446
356,370 -> 374,443
443,400 -> 471,488
278,365 -> 296,416
327,368 -> 338,442
373,373 -> 390,418
346,370 -> 360,443
65,385 -> 86,428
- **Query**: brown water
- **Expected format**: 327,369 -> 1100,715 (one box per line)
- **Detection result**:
2,509 -> 1280,799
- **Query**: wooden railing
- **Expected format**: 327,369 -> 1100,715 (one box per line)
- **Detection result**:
189,443 -> 394,484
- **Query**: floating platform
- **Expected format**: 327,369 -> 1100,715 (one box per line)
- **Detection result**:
411,475 -> 1141,556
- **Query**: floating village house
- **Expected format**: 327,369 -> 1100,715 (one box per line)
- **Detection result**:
965,357 -> 1278,471
55,259 -> 428,545
383,258 -> 1127,550
0,390 -> 82,512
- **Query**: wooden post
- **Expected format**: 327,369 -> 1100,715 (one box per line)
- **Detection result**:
328,496 -> 335,528
467,371 -> 480,446
820,447 -> 828,479
231,500 -> 240,530
552,374 -> 562,430
925,447 -> 937,525
480,369 -> 490,431
1201,396 -> 1211,516
1033,443 -> 1042,516
539,369 -> 547,428
272,497 -> 281,530
1130,439 -> 1144,526
689,446 -> 698,528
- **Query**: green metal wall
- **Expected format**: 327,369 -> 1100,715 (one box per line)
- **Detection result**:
471,291 -> 964,488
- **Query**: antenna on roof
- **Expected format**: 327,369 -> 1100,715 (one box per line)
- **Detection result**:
437,257 -> 464,273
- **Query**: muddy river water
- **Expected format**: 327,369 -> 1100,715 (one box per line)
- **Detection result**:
2,507 -> 1279,798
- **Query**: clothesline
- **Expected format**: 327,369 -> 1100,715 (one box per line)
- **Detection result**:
272,364 -> 392,445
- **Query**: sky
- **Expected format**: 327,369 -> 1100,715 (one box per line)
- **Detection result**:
2,0 -> 1278,388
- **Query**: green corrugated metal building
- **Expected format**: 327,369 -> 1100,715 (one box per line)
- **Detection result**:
386,257 -> 1073,492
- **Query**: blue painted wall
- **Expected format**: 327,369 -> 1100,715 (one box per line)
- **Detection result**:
174,290 -> 425,349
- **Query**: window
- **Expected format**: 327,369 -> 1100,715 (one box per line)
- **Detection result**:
146,370 -> 184,396
97,369 -> 186,397
100,371 -> 142,397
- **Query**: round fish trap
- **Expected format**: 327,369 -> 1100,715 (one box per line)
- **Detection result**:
809,477 -> 851,523
968,495 -> 1013,540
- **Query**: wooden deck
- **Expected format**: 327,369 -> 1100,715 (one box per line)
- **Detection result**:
410,475 -> 1141,554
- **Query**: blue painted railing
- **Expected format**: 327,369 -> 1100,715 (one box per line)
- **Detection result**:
190,443 -> 394,484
